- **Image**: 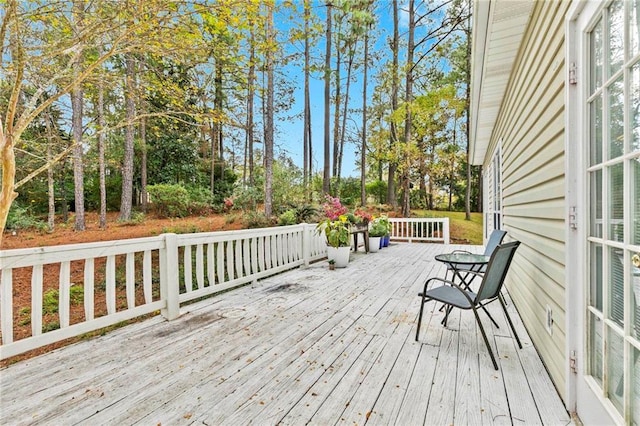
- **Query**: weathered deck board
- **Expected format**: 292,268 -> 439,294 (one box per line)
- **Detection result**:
0,243 -> 571,425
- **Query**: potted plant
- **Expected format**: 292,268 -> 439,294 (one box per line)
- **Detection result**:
328,259 -> 336,270
317,196 -> 351,267
368,220 -> 386,253
317,216 -> 351,267
377,214 -> 392,247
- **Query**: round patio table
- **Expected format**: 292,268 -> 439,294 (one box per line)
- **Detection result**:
435,252 -> 490,290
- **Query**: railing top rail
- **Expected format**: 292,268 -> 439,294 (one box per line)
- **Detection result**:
388,217 -> 448,222
0,236 -> 166,269
175,223 -> 315,245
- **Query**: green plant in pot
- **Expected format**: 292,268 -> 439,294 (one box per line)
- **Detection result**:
317,215 -> 351,267
368,220 -> 387,252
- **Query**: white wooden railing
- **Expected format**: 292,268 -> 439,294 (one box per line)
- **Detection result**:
0,224 -> 326,360
389,217 -> 450,244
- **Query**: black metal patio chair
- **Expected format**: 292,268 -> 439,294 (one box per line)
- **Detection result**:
415,241 -> 522,370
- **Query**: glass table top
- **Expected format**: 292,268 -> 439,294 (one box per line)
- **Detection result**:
435,252 -> 491,265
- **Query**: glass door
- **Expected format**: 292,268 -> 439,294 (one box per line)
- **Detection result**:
586,0 -> 640,422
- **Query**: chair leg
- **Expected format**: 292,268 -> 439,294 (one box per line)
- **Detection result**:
499,295 -> 522,349
477,302 -> 500,328
415,294 -> 427,341
473,307 -> 499,370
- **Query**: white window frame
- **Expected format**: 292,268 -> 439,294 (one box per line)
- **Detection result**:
484,142 -> 503,241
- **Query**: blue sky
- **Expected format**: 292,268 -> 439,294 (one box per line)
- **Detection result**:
273,1 -> 410,178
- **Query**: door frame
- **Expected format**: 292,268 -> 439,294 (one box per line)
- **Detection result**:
565,1 -> 620,423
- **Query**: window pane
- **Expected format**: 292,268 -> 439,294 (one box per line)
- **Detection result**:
633,63 -> 640,153
591,169 -> 603,238
609,246 -> 625,325
634,158 -> 640,246
607,329 -> 624,415
591,242 -> 603,311
608,77 -> 624,160
609,163 -> 624,242
608,0 -> 624,77
632,0 -> 640,57
591,95 -> 603,165
589,312 -> 604,384
592,18 -> 604,94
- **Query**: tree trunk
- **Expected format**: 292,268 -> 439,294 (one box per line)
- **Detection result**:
360,29 -> 369,207
401,0 -> 415,218
119,52 -> 136,221
44,111 -> 56,231
332,32 -> 341,181
323,2 -> 332,194
387,0 -> 399,208
72,0 -> 85,231
464,5 -> 472,220
247,25 -> 256,187
140,116 -> 147,213
304,0 -> 312,200
264,4 -> 274,217
98,79 -> 107,228
338,42 -> 356,184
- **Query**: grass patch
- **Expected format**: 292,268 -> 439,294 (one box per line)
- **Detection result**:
412,210 -> 483,245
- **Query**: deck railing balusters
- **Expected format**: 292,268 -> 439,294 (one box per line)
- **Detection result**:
0,222 -> 448,359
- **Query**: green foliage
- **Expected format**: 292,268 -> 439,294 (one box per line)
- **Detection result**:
6,204 -> 48,231
147,184 -> 190,218
161,224 -> 201,234
332,177 -> 361,206
43,285 -> 84,314
294,205 -> 319,223
233,186 -> 262,211
278,209 -> 297,226
369,220 -> 387,237
366,180 -> 387,205
317,216 -> 350,248
85,174 -> 122,212
244,211 -> 273,229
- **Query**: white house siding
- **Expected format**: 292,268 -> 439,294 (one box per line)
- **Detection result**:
482,1 -> 571,400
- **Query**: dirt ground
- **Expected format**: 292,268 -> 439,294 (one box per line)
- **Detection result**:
2,211 -> 245,250
1,211 -> 246,366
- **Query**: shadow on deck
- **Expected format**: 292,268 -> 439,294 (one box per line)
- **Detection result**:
0,243 -> 571,425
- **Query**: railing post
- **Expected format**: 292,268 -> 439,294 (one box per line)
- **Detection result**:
302,223 -> 310,268
160,233 -> 180,320
443,218 -> 450,245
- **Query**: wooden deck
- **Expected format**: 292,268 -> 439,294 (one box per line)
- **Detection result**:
0,243 -> 570,425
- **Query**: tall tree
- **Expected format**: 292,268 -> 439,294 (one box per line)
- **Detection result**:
303,0 -> 312,199
71,0 -> 86,230
263,2 -> 275,217
401,0 -> 415,217
387,0 -> 399,208
119,52 -> 136,221
322,2 -> 332,194
360,22 -> 369,207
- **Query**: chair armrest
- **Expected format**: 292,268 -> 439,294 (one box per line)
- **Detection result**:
420,277 -> 475,305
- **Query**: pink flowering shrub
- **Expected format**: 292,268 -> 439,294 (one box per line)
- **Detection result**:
223,197 -> 234,212
322,195 -> 348,220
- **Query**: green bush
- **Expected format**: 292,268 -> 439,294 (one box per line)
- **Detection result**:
278,209 -> 297,226
6,204 -> 48,231
295,205 -> 319,223
147,184 -> 190,218
245,211 -> 273,229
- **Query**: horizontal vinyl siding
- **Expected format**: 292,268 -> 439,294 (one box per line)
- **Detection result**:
485,0 -> 571,401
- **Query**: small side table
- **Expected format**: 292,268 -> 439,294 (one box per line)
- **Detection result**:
350,226 -> 369,253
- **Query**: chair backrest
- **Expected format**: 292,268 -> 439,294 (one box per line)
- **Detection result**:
483,229 -> 507,256
475,241 -> 521,303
